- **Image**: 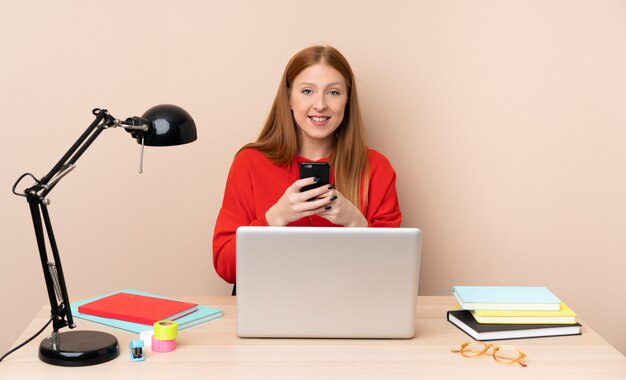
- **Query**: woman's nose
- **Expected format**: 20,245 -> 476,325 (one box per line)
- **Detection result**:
313,94 -> 328,110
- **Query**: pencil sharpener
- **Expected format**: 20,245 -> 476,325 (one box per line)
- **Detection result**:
129,339 -> 145,362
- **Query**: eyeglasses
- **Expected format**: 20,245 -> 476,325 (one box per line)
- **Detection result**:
451,342 -> 527,367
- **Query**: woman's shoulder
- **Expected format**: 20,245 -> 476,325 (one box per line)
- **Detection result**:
366,149 -> 397,179
232,147 -> 271,165
367,148 -> 394,169
235,147 -> 266,160
227,148 -> 267,172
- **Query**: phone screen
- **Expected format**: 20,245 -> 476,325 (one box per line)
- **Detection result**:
299,162 -> 330,192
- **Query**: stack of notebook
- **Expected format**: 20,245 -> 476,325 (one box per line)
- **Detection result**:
71,289 -> 223,333
447,286 -> 582,341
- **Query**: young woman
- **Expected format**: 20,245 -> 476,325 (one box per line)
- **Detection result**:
213,45 -> 402,285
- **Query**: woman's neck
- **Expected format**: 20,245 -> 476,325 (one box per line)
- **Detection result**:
298,138 -> 336,161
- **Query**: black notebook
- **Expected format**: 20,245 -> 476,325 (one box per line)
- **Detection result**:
447,310 -> 582,341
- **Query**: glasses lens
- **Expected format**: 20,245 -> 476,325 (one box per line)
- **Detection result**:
461,342 -> 489,357
493,347 -> 521,363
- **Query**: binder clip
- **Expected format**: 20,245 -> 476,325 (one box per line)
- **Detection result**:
129,339 -> 145,362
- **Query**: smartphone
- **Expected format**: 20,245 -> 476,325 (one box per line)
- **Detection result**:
299,162 -> 330,192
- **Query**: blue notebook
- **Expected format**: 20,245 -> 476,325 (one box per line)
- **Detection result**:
70,289 -> 223,333
453,286 -> 561,311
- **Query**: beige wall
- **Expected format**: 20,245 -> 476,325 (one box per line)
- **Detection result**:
1,0 -> 625,356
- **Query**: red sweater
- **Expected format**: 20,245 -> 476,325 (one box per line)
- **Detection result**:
212,148 -> 402,284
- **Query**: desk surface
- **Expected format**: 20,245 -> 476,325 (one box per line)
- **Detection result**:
1,296 -> 625,379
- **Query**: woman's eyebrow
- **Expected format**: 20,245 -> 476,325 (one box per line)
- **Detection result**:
297,81 -> 346,88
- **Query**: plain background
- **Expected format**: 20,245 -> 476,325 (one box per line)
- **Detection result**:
1,0 -> 625,356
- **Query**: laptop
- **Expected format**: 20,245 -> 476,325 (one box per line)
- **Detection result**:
236,226 -> 422,338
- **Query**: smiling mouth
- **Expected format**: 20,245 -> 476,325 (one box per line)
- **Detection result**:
309,116 -> 330,122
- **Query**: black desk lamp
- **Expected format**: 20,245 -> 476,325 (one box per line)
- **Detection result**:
11,105 -> 197,366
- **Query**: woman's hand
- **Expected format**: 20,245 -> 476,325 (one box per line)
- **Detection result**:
265,178 -> 335,226
316,188 -> 368,227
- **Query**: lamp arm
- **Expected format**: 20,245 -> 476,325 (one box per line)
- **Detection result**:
27,200 -> 72,332
18,109 -> 118,333
33,109 -> 150,198
38,109 -> 111,190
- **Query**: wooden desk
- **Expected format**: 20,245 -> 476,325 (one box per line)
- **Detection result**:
1,296 -> 625,379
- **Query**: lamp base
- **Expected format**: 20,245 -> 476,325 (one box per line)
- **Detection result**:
39,330 -> 119,366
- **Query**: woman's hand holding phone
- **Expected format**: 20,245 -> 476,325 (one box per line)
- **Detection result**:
264,177 -> 335,226
266,162 -> 367,227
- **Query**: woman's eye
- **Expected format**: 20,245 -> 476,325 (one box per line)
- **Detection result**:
301,89 -> 313,95
328,90 -> 341,96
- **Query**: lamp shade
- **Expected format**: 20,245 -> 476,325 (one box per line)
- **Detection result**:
137,104 -> 197,146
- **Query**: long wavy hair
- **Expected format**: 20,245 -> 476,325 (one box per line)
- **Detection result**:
241,45 -> 369,210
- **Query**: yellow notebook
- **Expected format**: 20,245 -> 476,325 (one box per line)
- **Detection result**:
471,303 -> 577,324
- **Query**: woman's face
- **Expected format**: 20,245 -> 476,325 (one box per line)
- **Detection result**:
289,63 -> 348,150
